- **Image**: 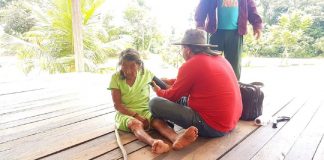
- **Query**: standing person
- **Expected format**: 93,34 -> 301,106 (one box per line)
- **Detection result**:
149,29 -> 243,138
195,0 -> 263,80
108,48 -> 198,154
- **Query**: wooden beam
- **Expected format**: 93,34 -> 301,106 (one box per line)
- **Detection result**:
71,0 -> 84,72
251,95 -> 321,160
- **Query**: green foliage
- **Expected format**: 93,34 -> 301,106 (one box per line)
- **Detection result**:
279,12 -> 313,31
306,19 -> 324,42
244,26 -> 281,57
123,3 -> 163,52
81,0 -> 105,24
245,10 -> 317,58
314,37 -> 324,54
0,0 -> 123,74
270,11 -> 313,58
253,0 -> 323,58
1,0 -> 323,73
258,0 -> 288,25
0,1 -> 35,37
0,0 -> 13,8
160,47 -> 184,68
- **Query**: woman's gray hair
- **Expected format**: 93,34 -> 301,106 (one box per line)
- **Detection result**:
118,48 -> 144,80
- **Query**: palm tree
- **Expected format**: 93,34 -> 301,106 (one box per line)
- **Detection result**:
1,0 -> 121,74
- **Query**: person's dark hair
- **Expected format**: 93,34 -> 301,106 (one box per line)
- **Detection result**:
118,48 -> 144,80
185,45 -> 218,56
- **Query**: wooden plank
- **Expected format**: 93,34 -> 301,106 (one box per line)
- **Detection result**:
40,131 -> 137,160
0,90 -> 109,125
261,95 -> 296,118
124,94 -> 293,159
42,125 -> 182,160
6,71 -> 324,160
0,72 -> 102,94
0,73 -> 109,108
250,94 -> 323,160
0,101 -> 111,130
0,113 -> 115,159
285,100 -> 324,160
1,97 -> 85,124
0,87 -> 105,110
0,96 -> 79,123
0,73 -> 111,159
95,138 -> 148,160
0,104 -> 114,143
313,135 -> 324,160
0,79 -> 45,95
220,94 -> 310,160
0,110 -> 114,150
125,121 -> 255,160
0,75 -> 65,96
0,88 -> 78,110
0,89 -> 109,124
93,126 -> 183,160
0,88 -> 44,97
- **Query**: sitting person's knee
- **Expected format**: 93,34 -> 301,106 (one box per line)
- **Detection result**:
128,119 -> 144,131
149,97 -> 164,112
151,119 -> 161,128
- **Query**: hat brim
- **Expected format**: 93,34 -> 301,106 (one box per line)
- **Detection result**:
172,43 -> 218,48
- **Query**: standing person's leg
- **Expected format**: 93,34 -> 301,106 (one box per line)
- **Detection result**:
223,30 -> 243,80
127,119 -> 170,154
209,30 -> 225,52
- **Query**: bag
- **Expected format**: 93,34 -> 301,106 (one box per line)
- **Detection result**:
239,82 -> 264,121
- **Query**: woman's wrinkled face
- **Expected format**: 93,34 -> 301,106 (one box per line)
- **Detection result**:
121,60 -> 139,80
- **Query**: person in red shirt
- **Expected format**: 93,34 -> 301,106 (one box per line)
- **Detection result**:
149,29 -> 242,138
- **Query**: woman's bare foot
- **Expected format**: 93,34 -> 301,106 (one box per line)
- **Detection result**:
172,126 -> 198,150
152,140 -> 170,154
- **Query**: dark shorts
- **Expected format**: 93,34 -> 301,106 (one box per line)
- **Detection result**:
149,97 -> 227,138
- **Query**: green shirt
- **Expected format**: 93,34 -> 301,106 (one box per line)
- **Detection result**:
108,68 -> 154,113
217,0 -> 239,30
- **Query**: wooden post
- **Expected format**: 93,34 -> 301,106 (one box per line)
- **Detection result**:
71,0 -> 84,72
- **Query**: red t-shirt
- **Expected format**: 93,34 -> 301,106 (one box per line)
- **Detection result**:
157,54 -> 242,132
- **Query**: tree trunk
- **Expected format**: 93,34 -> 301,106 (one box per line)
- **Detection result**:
71,0 -> 84,72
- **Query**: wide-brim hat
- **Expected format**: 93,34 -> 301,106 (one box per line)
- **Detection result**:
172,29 -> 218,47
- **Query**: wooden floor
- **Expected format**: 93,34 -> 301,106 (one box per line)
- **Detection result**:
1,72 -> 324,160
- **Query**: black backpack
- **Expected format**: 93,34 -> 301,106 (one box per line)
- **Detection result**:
239,82 -> 264,121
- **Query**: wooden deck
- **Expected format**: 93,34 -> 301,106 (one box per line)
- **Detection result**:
1,72 -> 324,160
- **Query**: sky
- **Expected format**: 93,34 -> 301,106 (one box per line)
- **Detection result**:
102,0 -> 199,34
147,0 -> 199,32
